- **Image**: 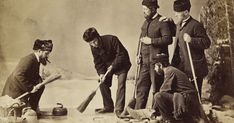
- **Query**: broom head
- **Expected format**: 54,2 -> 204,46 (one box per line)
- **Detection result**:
77,90 -> 96,113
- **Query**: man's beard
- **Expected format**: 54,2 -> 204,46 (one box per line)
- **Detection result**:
39,57 -> 48,66
144,11 -> 156,21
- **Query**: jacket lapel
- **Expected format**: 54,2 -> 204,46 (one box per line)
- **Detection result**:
179,17 -> 192,31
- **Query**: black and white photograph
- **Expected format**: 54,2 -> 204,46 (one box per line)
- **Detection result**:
0,0 -> 234,123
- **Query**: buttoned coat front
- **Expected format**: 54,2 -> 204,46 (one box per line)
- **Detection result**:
171,17 -> 211,78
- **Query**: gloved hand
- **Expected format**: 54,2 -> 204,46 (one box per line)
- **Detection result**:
183,33 -> 192,43
173,92 -> 187,120
140,37 -> 151,45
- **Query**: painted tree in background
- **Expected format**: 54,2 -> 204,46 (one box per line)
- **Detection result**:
200,0 -> 234,104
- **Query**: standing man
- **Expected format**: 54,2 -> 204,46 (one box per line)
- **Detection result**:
135,0 -> 173,109
171,0 -> 211,97
2,39 -> 53,112
153,53 -> 201,123
83,27 -> 131,116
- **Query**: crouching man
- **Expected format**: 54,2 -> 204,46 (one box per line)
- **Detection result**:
152,53 -> 201,123
2,39 -> 53,112
83,27 -> 131,117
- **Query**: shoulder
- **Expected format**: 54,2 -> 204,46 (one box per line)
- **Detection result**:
20,53 -> 36,63
101,35 -> 120,43
17,53 -> 36,67
165,66 -> 176,76
189,17 -> 204,28
166,66 -> 184,76
101,35 -> 116,38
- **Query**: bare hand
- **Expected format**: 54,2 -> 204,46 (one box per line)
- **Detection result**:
141,37 -> 151,44
35,83 -> 43,89
183,33 -> 191,43
31,86 -> 39,93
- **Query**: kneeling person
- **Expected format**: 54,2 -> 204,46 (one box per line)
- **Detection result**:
2,39 -> 53,112
83,27 -> 131,116
153,53 -> 200,123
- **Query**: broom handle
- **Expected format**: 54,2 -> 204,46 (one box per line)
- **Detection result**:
186,42 -> 201,103
133,41 -> 142,98
16,92 -> 29,100
95,69 -> 111,91
15,74 -> 61,100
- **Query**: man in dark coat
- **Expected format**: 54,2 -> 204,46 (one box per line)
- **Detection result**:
153,53 -> 201,123
135,0 -> 173,109
83,27 -> 131,116
171,0 -> 211,97
2,39 -> 53,112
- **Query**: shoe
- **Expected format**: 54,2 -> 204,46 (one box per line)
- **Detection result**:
150,111 -> 161,119
115,110 -> 123,118
95,108 -> 114,113
35,109 -> 44,117
126,107 -> 144,120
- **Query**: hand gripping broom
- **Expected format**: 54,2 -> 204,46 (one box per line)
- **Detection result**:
186,42 -> 209,123
76,69 -> 111,113
16,74 -> 62,100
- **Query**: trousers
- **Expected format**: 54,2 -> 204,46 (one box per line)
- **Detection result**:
100,72 -> 128,111
135,64 -> 164,109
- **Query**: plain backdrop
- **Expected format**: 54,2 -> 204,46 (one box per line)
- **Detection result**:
0,0 -> 207,81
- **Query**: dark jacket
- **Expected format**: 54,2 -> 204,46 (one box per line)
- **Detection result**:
160,66 -> 196,94
140,14 -> 173,64
171,17 -> 211,78
2,53 -> 42,98
91,35 -> 131,75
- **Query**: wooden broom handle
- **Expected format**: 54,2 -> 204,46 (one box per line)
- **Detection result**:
15,74 -> 62,100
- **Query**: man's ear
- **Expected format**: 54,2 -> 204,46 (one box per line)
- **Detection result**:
38,49 -> 43,54
184,10 -> 189,16
149,7 -> 156,13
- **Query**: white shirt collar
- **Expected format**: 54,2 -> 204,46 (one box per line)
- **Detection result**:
34,53 -> 40,62
152,13 -> 159,19
181,16 -> 191,27
182,16 -> 191,23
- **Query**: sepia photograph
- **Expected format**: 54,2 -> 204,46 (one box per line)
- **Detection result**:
0,0 -> 234,122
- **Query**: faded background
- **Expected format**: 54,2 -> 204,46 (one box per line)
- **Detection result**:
0,0 -> 206,90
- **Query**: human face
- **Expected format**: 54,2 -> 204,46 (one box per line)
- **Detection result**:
154,63 -> 164,75
142,5 -> 152,18
40,50 -> 50,59
89,38 -> 99,48
174,10 -> 189,22
38,50 -> 51,65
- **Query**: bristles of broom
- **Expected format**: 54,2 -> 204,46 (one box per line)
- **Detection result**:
77,90 -> 96,113
76,70 -> 110,113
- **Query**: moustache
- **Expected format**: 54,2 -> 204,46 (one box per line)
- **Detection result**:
40,57 -> 51,65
